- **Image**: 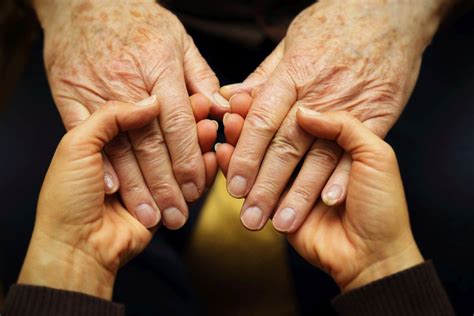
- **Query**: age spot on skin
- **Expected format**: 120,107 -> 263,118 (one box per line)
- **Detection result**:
76,1 -> 93,13
318,16 -> 327,24
131,10 -> 142,18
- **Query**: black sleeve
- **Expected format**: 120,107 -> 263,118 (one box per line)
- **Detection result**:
2,284 -> 125,316
332,261 -> 455,316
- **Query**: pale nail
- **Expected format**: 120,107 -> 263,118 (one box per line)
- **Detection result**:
136,95 -> 157,107
136,203 -> 159,228
223,113 -> 230,125
213,92 -> 230,108
227,175 -> 247,198
221,83 -> 242,94
163,207 -> 186,229
182,182 -> 200,202
241,206 -> 263,230
214,143 -> 221,152
212,120 -> 219,130
299,107 -> 322,116
323,184 -> 343,206
104,173 -> 115,193
273,207 -> 296,232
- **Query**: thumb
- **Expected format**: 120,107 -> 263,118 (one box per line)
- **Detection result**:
296,108 -> 395,168
61,96 -> 160,156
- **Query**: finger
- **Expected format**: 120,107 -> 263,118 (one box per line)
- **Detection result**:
272,139 -> 342,233
197,119 -> 219,153
226,64 -> 298,199
296,108 -> 393,164
103,154 -> 119,194
61,97 -> 162,229
183,36 -> 229,118
190,93 -> 212,122
239,106 -> 313,231
63,96 -> 160,153
215,143 -> 234,177
223,113 -> 244,146
321,153 -> 352,206
220,41 -> 285,99
203,151 -> 218,188
127,120 -> 188,230
229,92 -> 253,118
152,60 -> 206,203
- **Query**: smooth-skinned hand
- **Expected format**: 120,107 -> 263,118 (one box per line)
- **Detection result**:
218,107 -> 424,291
18,96 -> 217,300
219,0 -> 453,232
32,0 -> 228,230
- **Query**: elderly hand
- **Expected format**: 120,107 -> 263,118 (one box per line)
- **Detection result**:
33,0 -> 227,229
219,0 -> 453,232
18,97 -> 217,300
218,108 -> 423,291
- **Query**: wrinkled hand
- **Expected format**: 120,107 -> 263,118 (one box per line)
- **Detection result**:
219,0 -> 450,232
34,0 -> 227,229
218,108 -> 424,291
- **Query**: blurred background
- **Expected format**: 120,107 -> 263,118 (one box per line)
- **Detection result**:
0,2 -> 473,315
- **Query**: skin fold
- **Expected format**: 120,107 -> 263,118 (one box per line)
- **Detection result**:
32,0 -> 227,230
219,0 -> 455,232
218,107 -> 424,292
18,95 -> 218,300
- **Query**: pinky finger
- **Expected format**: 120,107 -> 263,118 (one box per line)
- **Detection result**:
103,154 -> 119,194
321,152 -> 352,206
215,143 -> 234,177
223,113 -> 244,146
203,152 -> 218,189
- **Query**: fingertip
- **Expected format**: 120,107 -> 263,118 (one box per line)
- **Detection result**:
229,92 -> 253,118
223,113 -> 245,146
203,151 -> 218,188
216,143 -> 234,177
190,93 -> 212,121
197,119 -> 219,153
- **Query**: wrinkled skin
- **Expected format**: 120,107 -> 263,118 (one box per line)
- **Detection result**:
220,0 -> 449,232
218,108 -> 424,291
35,0 -> 227,230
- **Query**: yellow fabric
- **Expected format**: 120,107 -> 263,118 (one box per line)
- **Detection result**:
184,172 -> 298,316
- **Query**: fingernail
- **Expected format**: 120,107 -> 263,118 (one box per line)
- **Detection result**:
273,207 -> 296,232
104,173 -> 115,192
221,83 -> 241,94
214,143 -> 221,152
163,207 -> 186,229
212,120 -> 219,131
182,182 -> 200,202
213,92 -> 230,108
323,184 -> 343,206
136,95 -> 157,107
227,175 -> 247,198
136,203 -> 159,228
299,107 -> 321,116
223,113 -> 230,125
241,206 -> 263,230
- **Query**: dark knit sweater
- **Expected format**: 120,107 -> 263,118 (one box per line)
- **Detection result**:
1,261 -> 454,316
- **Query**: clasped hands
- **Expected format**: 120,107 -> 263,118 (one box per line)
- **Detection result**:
23,0 -> 452,302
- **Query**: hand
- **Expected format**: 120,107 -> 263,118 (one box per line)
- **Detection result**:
219,0 -> 452,232
33,0 -> 228,229
217,108 -> 423,291
18,98 -> 217,300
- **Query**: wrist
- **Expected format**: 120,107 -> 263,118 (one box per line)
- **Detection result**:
18,229 -> 116,300
341,242 -> 424,292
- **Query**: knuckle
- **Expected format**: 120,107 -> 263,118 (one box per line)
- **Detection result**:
121,182 -> 144,196
250,184 -> 279,206
132,132 -> 166,157
269,133 -> 304,161
290,185 -> 315,205
162,108 -> 195,135
307,142 -> 340,170
105,133 -> 133,162
173,157 -> 202,180
148,179 -> 178,205
246,109 -> 279,136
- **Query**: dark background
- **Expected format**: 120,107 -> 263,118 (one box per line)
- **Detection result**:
1,8 -> 473,316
